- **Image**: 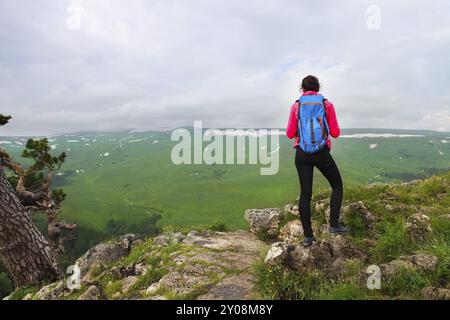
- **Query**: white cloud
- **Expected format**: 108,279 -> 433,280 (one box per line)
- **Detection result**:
0,0 -> 449,135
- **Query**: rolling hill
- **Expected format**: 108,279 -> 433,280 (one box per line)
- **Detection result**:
1,128 -> 449,232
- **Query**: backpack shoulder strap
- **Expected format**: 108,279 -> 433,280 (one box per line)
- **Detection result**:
322,98 -> 328,118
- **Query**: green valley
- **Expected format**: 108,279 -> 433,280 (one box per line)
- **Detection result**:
1,128 -> 449,233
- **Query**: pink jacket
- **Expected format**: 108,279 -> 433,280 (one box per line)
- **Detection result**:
286,91 -> 341,150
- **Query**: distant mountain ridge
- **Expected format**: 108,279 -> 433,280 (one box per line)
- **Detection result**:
1,127 -> 449,139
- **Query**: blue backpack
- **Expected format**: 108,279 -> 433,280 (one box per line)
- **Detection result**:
297,94 -> 330,154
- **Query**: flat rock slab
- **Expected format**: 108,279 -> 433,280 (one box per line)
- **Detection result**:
162,230 -> 265,300
184,230 -> 262,254
198,274 -> 257,300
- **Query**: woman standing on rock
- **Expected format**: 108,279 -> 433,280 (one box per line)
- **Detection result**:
286,75 -> 347,247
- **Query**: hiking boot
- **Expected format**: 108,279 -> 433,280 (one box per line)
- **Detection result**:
302,237 -> 315,247
329,225 -> 348,234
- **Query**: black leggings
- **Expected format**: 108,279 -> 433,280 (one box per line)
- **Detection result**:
295,147 -> 343,237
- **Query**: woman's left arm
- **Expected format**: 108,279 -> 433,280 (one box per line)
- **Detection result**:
325,100 -> 341,138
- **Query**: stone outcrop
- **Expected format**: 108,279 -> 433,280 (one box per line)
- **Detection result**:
149,230 -> 263,300
152,232 -> 185,246
264,242 -> 290,264
342,201 -> 376,230
265,234 -> 366,277
15,230 -> 264,301
75,234 -> 139,283
287,235 -> 366,274
406,213 -> 433,241
278,220 -> 302,242
244,208 -> 283,237
381,254 -> 438,278
34,281 -> 66,300
78,285 -> 102,300
284,204 -> 300,216
420,286 -> 450,300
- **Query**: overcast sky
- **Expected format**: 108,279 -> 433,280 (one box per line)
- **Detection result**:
0,0 -> 449,136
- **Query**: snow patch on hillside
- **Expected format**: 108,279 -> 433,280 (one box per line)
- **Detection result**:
204,130 -> 286,138
341,134 -> 425,138
129,138 -> 146,143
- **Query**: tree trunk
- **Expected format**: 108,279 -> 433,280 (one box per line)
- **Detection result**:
0,166 -> 60,287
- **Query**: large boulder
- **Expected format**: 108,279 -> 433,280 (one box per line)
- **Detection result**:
286,235 -> 366,273
288,242 -> 333,271
244,208 -> 284,236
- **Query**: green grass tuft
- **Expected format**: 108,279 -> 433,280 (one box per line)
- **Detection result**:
370,216 -> 415,263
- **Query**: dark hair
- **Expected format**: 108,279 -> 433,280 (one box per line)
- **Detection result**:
301,75 -> 320,92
